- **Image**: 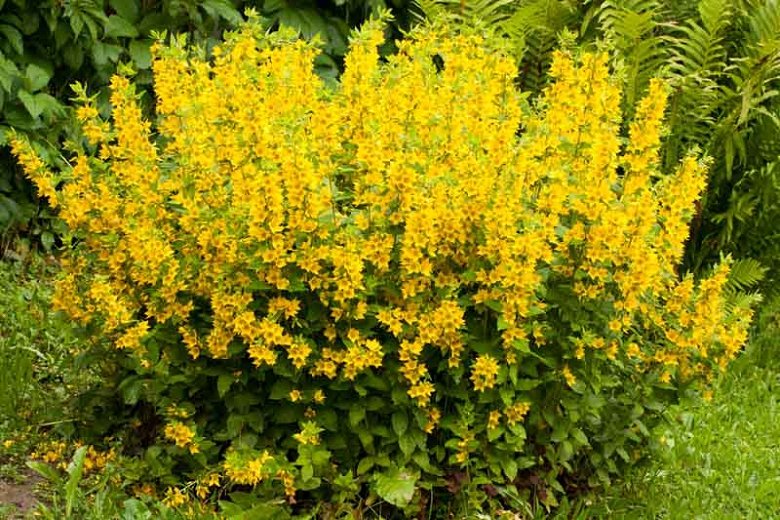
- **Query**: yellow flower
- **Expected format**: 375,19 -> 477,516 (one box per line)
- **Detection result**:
224,450 -> 273,486
470,354 -> 500,392
562,365 -> 577,388
164,421 -> 197,452
408,382 -> 435,407
505,402 -> 531,425
424,407 -> 441,434
487,410 -> 501,430
163,487 -> 188,508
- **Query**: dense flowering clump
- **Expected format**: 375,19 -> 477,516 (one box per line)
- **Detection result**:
12,15 -> 753,512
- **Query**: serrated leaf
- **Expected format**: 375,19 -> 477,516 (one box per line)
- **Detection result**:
373,467 -> 418,507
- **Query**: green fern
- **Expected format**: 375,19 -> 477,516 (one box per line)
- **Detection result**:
726,258 -> 767,291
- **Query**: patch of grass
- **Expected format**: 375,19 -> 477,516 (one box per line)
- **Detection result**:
590,337 -> 780,519
0,256 -> 83,477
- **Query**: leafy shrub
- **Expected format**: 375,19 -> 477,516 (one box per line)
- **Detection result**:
11,15 -> 755,516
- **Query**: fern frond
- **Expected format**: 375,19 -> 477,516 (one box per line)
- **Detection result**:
727,258 -> 768,291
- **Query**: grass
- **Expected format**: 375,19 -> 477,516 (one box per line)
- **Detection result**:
0,255 -> 81,460
590,329 -> 780,519
0,255 -> 778,518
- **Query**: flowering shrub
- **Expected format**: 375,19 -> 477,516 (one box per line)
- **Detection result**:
12,14 -> 754,515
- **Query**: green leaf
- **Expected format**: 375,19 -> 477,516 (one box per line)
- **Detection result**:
65,446 -> 88,517
0,56 -> 17,92
399,434 -> 416,457
224,502 -> 291,519
201,0 -> 243,25
349,405 -> 366,426
373,467 -> 418,507
62,43 -> 85,70
0,24 -> 23,55
269,379 -> 292,400
26,461 -> 60,483
105,15 -> 139,38
92,42 -> 123,66
501,457 -> 518,480
217,374 -> 233,397
129,40 -> 152,69
25,63 -> 52,92
110,0 -> 141,23
41,231 -> 54,251
357,457 -> 374,475
18,90 -> 42,119
392,411 -> 409,436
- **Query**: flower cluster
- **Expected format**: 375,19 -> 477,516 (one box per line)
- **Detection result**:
11,17 -> 754,507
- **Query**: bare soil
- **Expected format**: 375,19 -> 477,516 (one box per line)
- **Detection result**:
0,472 -> 39,518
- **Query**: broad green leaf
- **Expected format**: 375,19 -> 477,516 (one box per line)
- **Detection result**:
0,56 -> 16,92
269,379 -> 292,399
349,405 -> 366,426
26,461 -> 60,482
110,0 -> 141,23
63,43 -> 85,70
18,89 -> 42,118
92,42 -> 123,66
25,63 -> 52,92
391,411 -> 408,436
398,434 -> 416,457
41,231 -> 54,251
65,446 -> 88,517
217,374 -> 233,397
373,467 -> 418,507
129,40 -> 152,69
201,0 -> 243,25
0,23 -> 23,55
225,502 -> 291,519
105,15 -> 139,38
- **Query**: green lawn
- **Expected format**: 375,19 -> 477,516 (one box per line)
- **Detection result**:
1,257 -> 778,519
590,337 -> 780,519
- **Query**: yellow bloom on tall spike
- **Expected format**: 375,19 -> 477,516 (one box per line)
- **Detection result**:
9,18 -> 755,501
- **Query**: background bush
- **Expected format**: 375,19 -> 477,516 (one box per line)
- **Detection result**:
11,15 -> 756,516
